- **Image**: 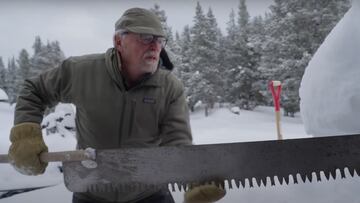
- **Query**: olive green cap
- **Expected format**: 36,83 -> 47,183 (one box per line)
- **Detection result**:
115,8 -> 165,37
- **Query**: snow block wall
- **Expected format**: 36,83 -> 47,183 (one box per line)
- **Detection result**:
299,0 -> 360,136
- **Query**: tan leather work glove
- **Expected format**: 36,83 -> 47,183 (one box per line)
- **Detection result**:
8,122 -> 48,175
184,182 -> 226,203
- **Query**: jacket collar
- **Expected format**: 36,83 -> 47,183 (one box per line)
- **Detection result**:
105,48 -> 163,90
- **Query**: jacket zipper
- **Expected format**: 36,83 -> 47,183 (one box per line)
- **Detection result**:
128,99 -> 136,138
118,92 -> 127,147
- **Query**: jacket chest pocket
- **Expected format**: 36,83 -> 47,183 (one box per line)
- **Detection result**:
128,96 -> 161,141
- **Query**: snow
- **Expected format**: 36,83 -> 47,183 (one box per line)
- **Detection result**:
229,106 -> 240,114
41,103 -> 76,138
0,88 -> 8,101
299,0 -> 360,136
2,103 -> 360,203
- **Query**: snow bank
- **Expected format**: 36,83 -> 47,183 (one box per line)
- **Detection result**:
299,0 -> 360,136
0,88 -> 8,101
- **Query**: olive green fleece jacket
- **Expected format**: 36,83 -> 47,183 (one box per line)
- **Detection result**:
14,48 -> 192,202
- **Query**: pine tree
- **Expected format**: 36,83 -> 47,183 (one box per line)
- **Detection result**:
223,0 -> 263,110
6,57 -> 19,104
33,36 -> 43,55
187,3 -> 222,114
226,9 -> 238,42
173,27 -> 188,80
0,57 -> 6,91
190,2 -> 208,73
238,0 -> 250,38
261,0 -> 350,116
14,49 -> 32,102
204,8 -> 224,101
186,3 -> 209,112
17,49 -> 31,80
248,16 -> 266,54
180,25 -> 192,71
176,25 -> 193,100
30,37 -> 65,78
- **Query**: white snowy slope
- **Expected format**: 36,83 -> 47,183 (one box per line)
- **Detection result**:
299,0 -> 360,136
2,104 -> 360,203
0,89 -> 8,101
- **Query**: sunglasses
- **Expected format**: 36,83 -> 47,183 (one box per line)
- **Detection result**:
122,31 -> 167,48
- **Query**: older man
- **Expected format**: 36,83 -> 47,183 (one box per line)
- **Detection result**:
8,7 -> 225,203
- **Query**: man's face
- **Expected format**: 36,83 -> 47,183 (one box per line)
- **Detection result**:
116,32 -> 166,81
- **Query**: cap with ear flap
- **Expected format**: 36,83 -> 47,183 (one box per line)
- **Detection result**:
115,7 -> 166,37
160,48 -> 174,70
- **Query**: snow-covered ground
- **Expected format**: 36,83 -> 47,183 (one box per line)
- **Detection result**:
1,102 -> 360,203
0,89 -> 8,101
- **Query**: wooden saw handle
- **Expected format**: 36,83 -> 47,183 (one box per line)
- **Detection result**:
0,149 -> 95,164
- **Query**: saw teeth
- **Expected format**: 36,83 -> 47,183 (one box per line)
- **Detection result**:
284,176 -> 290,185
349,167 -> 357,177
354,169 -> 359,176
185,183 -> 191,191
75,168 -> 360,194
234,180 -> 240,188
170,183 -> 175,192
249,178 -> 254,188
340,169 -> 346,179
345,167 -> 355,178
307,173 -> 313,182
181,183 -> 187,191
187,183 -> 192,191
177,183 -> 182,191
300,174 -> 307,183
240,179 -> 246,188
227,180 -> 232,189
219,181 -> 225,189
278,176 -> 284,185
293,175 -> 298,184
182,183 -> 187,191
315,171 -> 321,182
330,169 -> 337,179
270,176 -> 275,186
234,179 -> 246,188
324,171 -> 331,180
261,177 -> 267,187
228,180 -> 233,189
255,178 -> 261,187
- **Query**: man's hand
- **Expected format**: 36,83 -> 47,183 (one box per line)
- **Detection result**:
184,182 -> 226,203
8,122 -> 48,175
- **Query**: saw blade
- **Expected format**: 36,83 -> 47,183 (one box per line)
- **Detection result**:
62,134 -> 360,193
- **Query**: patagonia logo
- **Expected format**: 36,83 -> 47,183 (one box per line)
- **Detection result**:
143,97 -> 156,104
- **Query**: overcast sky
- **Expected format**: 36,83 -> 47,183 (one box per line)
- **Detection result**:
0,0 -> 273,62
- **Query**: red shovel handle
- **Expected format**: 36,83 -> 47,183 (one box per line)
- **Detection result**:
269,81 -> 282,111
269,81 -> 283,140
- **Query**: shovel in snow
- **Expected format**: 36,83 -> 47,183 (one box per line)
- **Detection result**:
269,80 -> 283,140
